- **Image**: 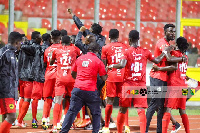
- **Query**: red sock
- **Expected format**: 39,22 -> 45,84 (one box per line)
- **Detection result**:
117,112 -> 125,133
17,98 -> 24,120
125,109 -> 129,126
64,99 -> 70,115
48,99 -> 53,118
32,99 -> 38,121
58,103 -> 63,123
137,109 -> 146,133
77,112 -> 81,118
162,112 -> 171,133
105,104 -> 113,127
18,101 -> 30,123
43,98 -> 52,118
53,103 -> 61,126
0,120 -> 12,133
82,106 -> 85,119
181,114 -> 190,133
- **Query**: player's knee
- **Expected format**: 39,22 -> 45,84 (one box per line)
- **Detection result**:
119,107 -> 128,114
24,98 -> 31,102
179,109 -> 186,115
6,113 -> 16,123
106,97 -> 115,105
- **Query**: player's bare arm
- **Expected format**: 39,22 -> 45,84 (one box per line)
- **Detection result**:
151,45 -> 174,64
102,59 -> 107,67
71,71 -> 77,79
100,74 -> 108,81
108,59 -> 127,69
165,49 -> 187,63
152,63 -> 177,72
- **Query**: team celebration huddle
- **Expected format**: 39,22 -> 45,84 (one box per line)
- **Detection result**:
0,7 -> 199,133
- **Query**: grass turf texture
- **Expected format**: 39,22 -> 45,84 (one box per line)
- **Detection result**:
1,106 -> 200,122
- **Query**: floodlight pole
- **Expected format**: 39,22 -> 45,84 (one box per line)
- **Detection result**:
52,0 -> 57,30
8,0 -> 14,34
94,0 -> 100,23
176,0 -> 181,39
135,0 -> 141,45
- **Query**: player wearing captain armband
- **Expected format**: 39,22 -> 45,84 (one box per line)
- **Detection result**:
107,30 -> 170,133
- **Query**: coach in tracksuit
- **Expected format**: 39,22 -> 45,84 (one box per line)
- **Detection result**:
0,32 -> 22,133
60,42 -> 107,133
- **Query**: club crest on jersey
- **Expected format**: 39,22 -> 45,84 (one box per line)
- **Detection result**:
9,104 -> 14,109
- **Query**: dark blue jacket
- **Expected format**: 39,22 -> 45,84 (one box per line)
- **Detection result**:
0,45 -> 18,100
73,15 -> 106,58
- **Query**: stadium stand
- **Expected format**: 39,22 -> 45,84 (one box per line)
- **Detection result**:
0,0 -> 199,49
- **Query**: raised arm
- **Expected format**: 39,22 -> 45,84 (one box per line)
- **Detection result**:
165,50 -> 186,62
68,9 -> 90,37
75,29 -> 88,54
151,52 -> 165,64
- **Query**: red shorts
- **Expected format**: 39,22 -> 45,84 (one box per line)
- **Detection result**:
165,98 -> 186,110
32,81 -> 44,100
19,80 -> 25,97
43,78 -> 56,98
119,81 -> 148,108
0,98 -> 16,115
55,80 -> 74,97
106,82 -> 123,97
20,81 -> 33,99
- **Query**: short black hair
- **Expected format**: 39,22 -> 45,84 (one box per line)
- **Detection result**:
8,31 -> 22,44
31,31 -> 40,40
21,34 -> 25,37
61,35 -> 71,44
164,24 -> 175,31
60,29 -> 67,36
51,30 -> 61,37
71,35 -> 76,39
91,23 -> 102,34
88,42 -> 99,52
176,37 -> 189,53
129,30 -> 139,40
42,33 -> 51,41
109,29 -> 119,39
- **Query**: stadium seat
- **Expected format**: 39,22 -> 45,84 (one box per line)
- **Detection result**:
103,21 -> 114,32
15,0 -> 23,11
141,38 -> 154,50
84,20 -> 93,29
57,20 -> 62,31
41,19 -> 51,30
62,20 -> 72,31
140,23 -> 145,33
154,33 -> 163,41
144,27 -> 154,35
168,7 -> 176,21
115,21 -> 125,32
116,5 -> 128,20
74,8 -> 86,19
1,33 -> 8,44
57,8 -> 66,18
14,28 -> 25,34
27,28 -> 35,40
154,27 -> 163,35
146,23 -> 156,29
99,4 -> 107,19
126,22 -> 135,29
71,24 -> 79,34
85,3 -> 94,19
101,31 -> 109,44
157,23 -> 165,28
186,26 -> 196,35
186,33 -> 196,44
0,22 -> 6,34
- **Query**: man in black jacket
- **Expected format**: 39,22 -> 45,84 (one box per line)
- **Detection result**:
67,8 -> 106,58
20,31 -> 45,128
0,31 -> 22,133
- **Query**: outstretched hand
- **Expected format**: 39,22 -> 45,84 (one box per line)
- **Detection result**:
152,65 -> 159,72
67,8 -> 73,15
164,45 -> 175,52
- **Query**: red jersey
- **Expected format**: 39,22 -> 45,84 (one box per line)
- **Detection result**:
101,42 -> 128,82
44,44 -> 62,79
167,50 -> 188,86
52,45 -> 81,82
72,52 -> 106,91
122,47 -> 154,83
150,38 -> 170,81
